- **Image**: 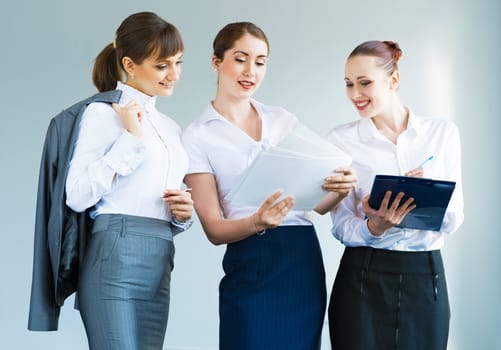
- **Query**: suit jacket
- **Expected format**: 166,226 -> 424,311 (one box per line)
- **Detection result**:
28,90 -> 122,331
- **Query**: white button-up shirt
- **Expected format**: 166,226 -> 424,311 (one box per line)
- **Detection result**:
327,109 -> 464,251
182,99 -> 312,225
66,81 -> 189,222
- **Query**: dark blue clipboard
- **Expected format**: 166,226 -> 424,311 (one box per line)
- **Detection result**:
368,175 -> 456,231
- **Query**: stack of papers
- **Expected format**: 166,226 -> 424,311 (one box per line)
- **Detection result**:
226,123 -> 351,210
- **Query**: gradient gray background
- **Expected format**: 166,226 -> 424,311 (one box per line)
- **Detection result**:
1,0 -> 499,349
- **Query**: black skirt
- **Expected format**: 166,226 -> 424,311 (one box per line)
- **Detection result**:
328,246 -> 450,350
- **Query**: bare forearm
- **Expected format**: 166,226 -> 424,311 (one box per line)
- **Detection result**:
201,213 -> 263,245
314,192 -> 347,215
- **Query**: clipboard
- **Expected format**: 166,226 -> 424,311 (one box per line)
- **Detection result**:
368,175 -> 456,231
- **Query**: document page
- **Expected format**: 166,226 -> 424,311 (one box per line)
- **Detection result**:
226,124 -> 351,210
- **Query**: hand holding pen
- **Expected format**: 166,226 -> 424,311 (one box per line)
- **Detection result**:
405,156 -> 434,178
162,188 -> 194,222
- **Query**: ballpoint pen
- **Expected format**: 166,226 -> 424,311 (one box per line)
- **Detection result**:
161,188 -> 192,198
419,155 -> 434,168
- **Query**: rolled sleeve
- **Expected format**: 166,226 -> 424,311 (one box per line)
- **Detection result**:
170,216 -> 194,236
360,218 -> 386,242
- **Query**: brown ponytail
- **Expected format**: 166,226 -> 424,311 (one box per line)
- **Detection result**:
91,12 -> 184,92
92,43 -> 121,92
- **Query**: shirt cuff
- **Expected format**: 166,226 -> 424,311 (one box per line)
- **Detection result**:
361,218 -> 386,241
170,216 -> 194,236
104,131 -> 146,176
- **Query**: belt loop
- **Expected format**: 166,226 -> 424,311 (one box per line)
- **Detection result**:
428,251 -> 438,300
121,215 -> 126,237
360,247 -> 373,293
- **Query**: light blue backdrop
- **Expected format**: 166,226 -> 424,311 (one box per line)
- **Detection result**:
1,0 -> 499,349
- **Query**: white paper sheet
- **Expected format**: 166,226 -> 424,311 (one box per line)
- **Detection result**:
226,124 -> 351,210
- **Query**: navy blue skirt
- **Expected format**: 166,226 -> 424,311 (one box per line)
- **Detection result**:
219,225 -> 326,350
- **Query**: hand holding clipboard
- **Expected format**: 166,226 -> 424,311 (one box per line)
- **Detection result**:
367,175 -> 456,231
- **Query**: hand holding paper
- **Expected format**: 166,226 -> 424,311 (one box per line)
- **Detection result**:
226,123 -> 352,210
323,167 -> 357,195
252,190 -> 295,232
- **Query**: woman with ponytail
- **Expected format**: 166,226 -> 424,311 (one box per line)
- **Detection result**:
65,12 -> 193,349
326,40 -> 463,349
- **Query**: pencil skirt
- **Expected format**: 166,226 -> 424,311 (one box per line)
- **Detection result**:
328,246 -> 450,350
219,225 -> 327,350
78,214 -> 175,350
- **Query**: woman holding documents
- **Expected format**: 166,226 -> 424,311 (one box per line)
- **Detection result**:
182,22 -> 355,349
326,40 -> 464,350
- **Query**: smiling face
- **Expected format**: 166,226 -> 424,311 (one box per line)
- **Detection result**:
123,50 -> 183,97
213,33 -> 268,100
344,55 -> 399,118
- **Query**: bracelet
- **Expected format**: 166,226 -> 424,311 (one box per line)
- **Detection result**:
253,213 -> 266,235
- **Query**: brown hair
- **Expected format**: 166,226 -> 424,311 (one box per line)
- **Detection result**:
348,40 -> 403,76
92,12 -> 184,92
213,22 -> 269,60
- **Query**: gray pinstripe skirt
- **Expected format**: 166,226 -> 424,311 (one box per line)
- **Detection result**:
78,214 -> 175,350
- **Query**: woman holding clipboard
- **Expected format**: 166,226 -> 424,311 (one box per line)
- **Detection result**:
326,41 -> 464,350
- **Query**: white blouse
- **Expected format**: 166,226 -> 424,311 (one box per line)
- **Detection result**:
66,81 -> 189,222
327,109 -> 464,251
182,99 -> 312,225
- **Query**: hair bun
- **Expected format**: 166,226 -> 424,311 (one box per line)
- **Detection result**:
383,41 -> 402,62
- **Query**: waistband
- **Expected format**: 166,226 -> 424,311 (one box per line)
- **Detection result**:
342,246 -> 444,275
227,224 -> 316,248
92,214 -> 173,241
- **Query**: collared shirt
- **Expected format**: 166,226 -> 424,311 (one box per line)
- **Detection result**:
182,99 -> 312,225
327,108 -> 464,251
66,81 -> 189,222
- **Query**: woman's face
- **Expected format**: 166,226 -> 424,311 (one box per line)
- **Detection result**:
213,33 -> 268,99
125,51 -> 183,97
344,55 -> 396,118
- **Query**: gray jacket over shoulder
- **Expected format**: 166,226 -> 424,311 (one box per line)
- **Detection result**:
28,90 -> 122,331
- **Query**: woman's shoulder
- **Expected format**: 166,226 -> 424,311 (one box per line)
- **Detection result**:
412,112 -> 459,134
182,102 -> 230,139
324,120 -> 362,153
328,119 -> 361,138
80,101 -> 117,124
182,119 -> 200,139
181,111 -> 211,144
253,100 -> 298,130
255,99 -> 293,117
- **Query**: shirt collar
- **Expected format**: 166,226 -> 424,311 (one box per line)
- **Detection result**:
358,106 -> 422,141
198,98 -> 264,124
406,108 -> 423,136
116,81 -> 157,114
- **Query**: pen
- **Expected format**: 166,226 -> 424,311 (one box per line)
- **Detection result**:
162,188 -> 192,198
418,155 -> 434,168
